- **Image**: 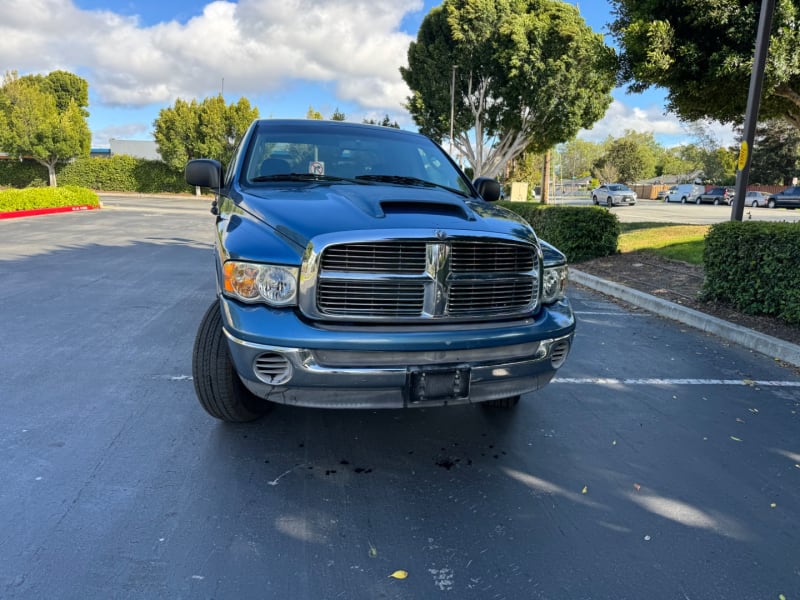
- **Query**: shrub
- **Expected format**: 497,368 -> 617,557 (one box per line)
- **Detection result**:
498,202 -> 619,262
702,221 -> 800,324
0,159 -> 49,188
0,186 -> 100,211
58,156 -> 189,193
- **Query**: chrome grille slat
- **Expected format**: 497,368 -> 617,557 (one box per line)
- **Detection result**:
321,242 -> 426,273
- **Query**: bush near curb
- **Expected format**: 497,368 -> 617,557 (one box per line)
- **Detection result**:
702,221 -> 800,324
58,156 -> 189,194
0,186 -> 100,212
498,202 -> 620,262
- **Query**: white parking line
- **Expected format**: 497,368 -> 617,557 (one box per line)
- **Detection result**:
554,378 -> 800,387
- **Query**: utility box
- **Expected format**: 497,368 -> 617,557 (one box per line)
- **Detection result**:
510,182 -> 528,201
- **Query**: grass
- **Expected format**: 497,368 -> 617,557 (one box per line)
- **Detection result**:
618,222 -> 709,265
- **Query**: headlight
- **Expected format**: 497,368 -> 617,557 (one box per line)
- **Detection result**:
542,265 -> 568,304
222,261 -> 299,306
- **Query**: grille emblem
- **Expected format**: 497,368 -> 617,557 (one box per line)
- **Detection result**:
435,230 -> 448,240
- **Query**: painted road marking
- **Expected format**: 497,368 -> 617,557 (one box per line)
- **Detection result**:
555,378 -> 800,387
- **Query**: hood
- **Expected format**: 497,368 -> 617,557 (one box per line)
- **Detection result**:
235,181 -> 539,250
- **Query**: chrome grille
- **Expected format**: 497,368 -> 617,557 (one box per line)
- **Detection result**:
451,241 -> 535,272
318,281 -> 425,316
448,280 -> 535,314
312,238 -> 539,321
321,242 -> 426,273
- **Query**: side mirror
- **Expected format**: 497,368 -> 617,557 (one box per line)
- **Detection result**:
185,159 -> 222,189
473,177 -> 502,202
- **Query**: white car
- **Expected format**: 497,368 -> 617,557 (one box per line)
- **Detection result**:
745,190 -> 769,207
591,183 -> 637,207
664,183 -> 704,203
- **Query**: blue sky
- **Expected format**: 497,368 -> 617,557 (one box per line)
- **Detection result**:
0,0 -> 735,148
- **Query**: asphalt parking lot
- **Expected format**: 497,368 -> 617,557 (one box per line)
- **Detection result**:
1,196 -> 798,599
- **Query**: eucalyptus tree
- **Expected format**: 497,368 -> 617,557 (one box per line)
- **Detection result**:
401,0 -> 617,178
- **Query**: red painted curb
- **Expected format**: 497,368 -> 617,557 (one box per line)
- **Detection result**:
0,204 -> 101,220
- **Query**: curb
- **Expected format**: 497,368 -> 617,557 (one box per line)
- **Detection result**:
0,204 -> 100,220
570,268 -> 800,367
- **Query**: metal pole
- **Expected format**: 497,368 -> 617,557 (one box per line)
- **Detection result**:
731,0 -> 776,221
449,65 -> 457,156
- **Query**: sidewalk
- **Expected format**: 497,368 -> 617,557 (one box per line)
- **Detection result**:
570,268 -> 800,368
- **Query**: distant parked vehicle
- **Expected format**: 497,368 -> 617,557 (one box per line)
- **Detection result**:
664,183 -> 704,203
591,183 -> 637,207
696,187 -> 732,205
745,191 -> 770,207
766,186 -> 800,209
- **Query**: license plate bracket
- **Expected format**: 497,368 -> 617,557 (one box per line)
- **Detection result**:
407,366 -> 470,404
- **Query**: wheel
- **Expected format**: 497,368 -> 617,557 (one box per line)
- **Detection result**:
751,200 -> 758,208
592,195 -> 599,205
681,196 -> 687,203
695,196 -> 701,204
482,396 -> 520,409
192,300 -> 271,422
606,196 -> 613,207
713,198 -> 720,205
768,199 -> 776,208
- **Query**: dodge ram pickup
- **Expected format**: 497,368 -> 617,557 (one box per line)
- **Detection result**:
185,119 -> 575,422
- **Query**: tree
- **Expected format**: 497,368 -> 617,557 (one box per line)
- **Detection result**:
657,146 -> 699,180
0,71 -> 90,186
560,138 -> 603,179
610,0 -> 800,129
153,95 -> 258,171
330,107 -> 346,121
595,130 -> 658,183
748,119 -> 800,184
306,106 -> 323,120
401,0 -> 617,178
362,114 -> 400,128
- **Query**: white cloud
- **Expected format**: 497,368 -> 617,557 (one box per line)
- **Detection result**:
0,0 -> 420,110
580,99 -> 738,147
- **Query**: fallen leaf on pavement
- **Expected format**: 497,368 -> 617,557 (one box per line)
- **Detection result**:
633,483 -> 641,492
730,436 -> 742,442
582,486 -> 588,494
389,570 -> 408,580
770,503 -> 777,509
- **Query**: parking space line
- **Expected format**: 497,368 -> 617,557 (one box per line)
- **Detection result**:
554,378 -> 800,387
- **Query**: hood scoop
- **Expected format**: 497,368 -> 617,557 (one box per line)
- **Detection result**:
379,198 -> 475,221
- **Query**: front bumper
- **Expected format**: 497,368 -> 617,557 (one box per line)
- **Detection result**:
220,296 -> 575,409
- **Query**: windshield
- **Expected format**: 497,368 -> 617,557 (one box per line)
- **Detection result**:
609,184 -> 631,192
241,122 -> 472,196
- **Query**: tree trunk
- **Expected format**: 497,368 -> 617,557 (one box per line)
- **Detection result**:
48,164 -> 57,187
541,151 -> 551,204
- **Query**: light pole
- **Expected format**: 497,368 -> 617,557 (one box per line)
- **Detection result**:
449,65 -> 457,156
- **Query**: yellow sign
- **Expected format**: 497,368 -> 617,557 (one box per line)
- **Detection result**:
738,141 -> 749,171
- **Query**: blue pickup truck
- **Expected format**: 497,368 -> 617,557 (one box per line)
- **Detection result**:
185,119 -> 575,421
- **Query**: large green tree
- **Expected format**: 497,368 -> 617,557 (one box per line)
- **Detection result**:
154,95 -> 258,171
610,0 -> 800,128
0,71 -> 90,186
748,119 -> 800,184
401,0 -> 617,178
594,130 -> 658,183
559,138 -> 603,180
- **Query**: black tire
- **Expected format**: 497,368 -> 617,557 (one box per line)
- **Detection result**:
751,200 -> 759,208
695,196 -> 701,204
606,196 -> 613,207
192,301 -> 271,422
768,199 -> 776,208
681,196 -> 687,203
713,198 -> 720,205
482,395 -> 520,409
592,195 -> 599,205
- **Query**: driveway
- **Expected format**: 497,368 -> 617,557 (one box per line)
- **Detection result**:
1,196 -> 798,599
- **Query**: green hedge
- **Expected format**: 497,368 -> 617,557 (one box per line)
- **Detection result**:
498,202 -> 620,262
58,156 -> 189,193
702,221 -> 800,324
0,156 -> 190,193
0,185 -> 100,211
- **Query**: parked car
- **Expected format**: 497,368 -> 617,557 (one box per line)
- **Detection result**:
664,183 -> 704,203
184,119 -> 576,422
696,187 -> 732,205
745,190 -> 770,207
591,183 -> 637,207
655,188 -> 669,200
766,186 -> 800,209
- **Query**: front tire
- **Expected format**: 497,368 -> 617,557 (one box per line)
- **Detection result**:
751,200 -> 759,208
681,196 -> 687,204
606,196 -> 613,208
192,301 -> 271,422
768,199 -> 776,208
592,195 -> 599,205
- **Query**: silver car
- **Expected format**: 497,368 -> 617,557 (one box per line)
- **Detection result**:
591,183 -> 637,207
745,191 -> 769,207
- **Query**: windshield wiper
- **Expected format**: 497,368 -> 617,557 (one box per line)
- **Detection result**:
251,173 -> 357,183
355,174 -> 468,197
